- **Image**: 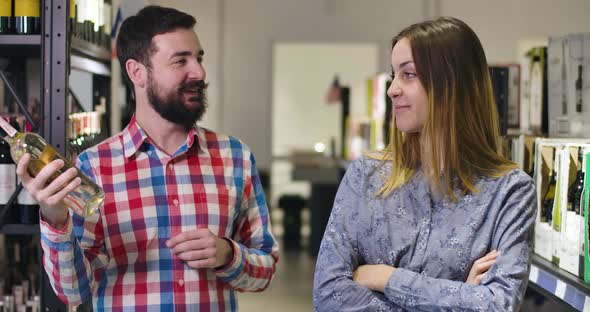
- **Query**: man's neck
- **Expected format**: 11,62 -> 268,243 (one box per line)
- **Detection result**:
135,105 -> 191,156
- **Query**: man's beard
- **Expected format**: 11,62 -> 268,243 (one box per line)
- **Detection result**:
147,75 -> 208,128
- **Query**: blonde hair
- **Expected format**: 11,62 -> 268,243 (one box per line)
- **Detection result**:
377,17 -> 517,200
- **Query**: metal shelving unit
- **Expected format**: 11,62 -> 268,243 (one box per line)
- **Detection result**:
1,0 -> 111,310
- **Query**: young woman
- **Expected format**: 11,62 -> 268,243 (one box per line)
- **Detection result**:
313,17 -> 536,311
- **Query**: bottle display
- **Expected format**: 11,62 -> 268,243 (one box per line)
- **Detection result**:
0,116 -> 104,217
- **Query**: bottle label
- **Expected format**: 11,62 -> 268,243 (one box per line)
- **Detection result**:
15,0 -> 41,18
0,0 -> 11,16
17,177 -> 37,205
0,117 -> 17,137
0,164 -> 17,204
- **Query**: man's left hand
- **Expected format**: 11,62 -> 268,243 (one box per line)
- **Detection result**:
166,229 -> 233,269
353,264 -> 395,292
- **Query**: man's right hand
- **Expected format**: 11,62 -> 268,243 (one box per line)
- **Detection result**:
16,153 -> 82,229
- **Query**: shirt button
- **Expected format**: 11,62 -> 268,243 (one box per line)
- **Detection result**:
178,279 -> 184,286
173,199 -> 179,206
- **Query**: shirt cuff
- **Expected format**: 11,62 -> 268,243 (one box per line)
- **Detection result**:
384,267 -> 416,305
215,238 -> 245,282
39,212 -> 73,243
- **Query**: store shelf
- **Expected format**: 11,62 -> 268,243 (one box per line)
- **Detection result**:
71,54 -> 111,76
71,36 -> 110,62
529,254 -> 590,310
0,224 -> 40,235
0,34 -> 41,46
0,34 -> 42,58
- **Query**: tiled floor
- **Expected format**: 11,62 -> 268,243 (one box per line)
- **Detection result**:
238,249 -> 316,311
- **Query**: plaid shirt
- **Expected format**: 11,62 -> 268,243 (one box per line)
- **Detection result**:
40,116 -> 279,311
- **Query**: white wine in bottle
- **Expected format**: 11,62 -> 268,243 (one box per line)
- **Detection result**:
0,117 -> 104,217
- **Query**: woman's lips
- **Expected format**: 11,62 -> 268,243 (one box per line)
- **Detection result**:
394,105 -> 410,113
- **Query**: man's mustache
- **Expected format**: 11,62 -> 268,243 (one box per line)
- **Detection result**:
178,80 -> 208,93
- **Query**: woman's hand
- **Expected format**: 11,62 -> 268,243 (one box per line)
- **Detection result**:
353,264 -> 395,292
466,250 -> 500,285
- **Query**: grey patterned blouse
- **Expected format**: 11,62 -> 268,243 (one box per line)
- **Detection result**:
313,156 -> 537,312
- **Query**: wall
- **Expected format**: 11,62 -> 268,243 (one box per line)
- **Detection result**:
121,0 -> 590,170
222,0 -> 423,169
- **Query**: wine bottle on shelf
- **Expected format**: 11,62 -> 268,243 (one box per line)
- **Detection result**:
541,150 -> 557,224
12,242 -> 24,311
0,124 -> 17,224
0,116 -> 104,217
576,65 -> 584,113
569,148 -> 586,215
573,148 -> 587,278
14,0 -> 40,34
529,52 -> 543,134
0,0 -> 13,34
69,0 -> 77,37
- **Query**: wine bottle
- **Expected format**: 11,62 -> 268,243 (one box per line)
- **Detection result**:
0,0 -> 12,34
542,151 -> 557,223
0,127 -> 17,224
569,148 -> 586,215
0,116 -> 104,217
553,152 -> 562,232
14,0 -> 40,34
576,65 -> 584,113
529,52 -> 543,134
577,148 -> 587,278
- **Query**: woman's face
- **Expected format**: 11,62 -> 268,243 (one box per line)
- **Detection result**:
387,38 -> 428,133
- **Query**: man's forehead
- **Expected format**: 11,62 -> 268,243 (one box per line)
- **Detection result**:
152,29 -> 202,53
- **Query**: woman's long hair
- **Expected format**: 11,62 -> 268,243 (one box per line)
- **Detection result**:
377,16 -> 517,200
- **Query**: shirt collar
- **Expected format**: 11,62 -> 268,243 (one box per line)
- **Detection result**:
122,114 -> 208,158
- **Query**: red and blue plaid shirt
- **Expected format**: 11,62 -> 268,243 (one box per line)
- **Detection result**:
40,116 -> 279,311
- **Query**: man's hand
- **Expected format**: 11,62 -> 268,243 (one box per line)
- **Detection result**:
166,228 -> 234,269
466,250 -> 499,285
16,153 -> 80,229
353,264 -> 395,293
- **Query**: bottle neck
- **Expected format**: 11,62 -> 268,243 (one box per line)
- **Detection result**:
0,117 -> 17,145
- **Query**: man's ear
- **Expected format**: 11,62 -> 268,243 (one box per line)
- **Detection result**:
125,59 -> 148,89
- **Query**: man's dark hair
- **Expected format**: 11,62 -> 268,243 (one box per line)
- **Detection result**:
116,6 -> 196,88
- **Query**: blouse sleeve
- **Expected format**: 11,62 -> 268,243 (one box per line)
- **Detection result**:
313,159 -> 402,311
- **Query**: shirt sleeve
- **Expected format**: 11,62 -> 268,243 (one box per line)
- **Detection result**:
383,173 -> 537,312
313,159 -> 403,311
39,151 -> 109,305
215,151 -> 279,291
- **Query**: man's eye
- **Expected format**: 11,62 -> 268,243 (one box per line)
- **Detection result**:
176,59 -> 186,64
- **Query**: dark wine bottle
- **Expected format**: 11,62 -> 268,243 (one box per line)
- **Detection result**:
542,150 -> 557,223
0,0 -> 13,34
0,120 -> 17,224
14,0 -> 40,34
